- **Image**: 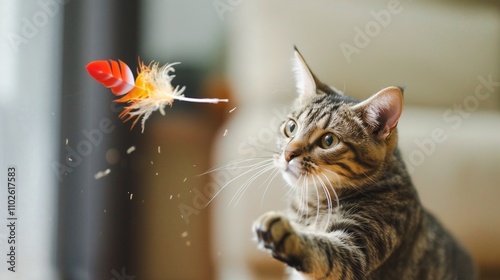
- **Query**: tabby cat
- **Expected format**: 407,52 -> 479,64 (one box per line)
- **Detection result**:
253,48 -> 476,280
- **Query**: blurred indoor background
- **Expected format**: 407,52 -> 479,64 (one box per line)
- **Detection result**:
0,0 -> 498,279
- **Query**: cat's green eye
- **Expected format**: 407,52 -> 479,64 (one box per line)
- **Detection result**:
320,133 -> 338,149
284,120 -> 298,137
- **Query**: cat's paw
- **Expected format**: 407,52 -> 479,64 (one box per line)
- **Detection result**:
253,212 -> 305,271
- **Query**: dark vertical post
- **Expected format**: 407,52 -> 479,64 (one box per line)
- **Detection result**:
57,1 -> 140,279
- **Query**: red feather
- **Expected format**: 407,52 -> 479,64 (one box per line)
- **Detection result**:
86,60 -> 135,96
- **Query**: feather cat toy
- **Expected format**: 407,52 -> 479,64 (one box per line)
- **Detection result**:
86,59 -> 228,132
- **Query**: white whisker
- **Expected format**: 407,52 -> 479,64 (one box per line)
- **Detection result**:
283,174 -> 301,199
229,162 -> 276,208
256,166 -> 280,192
197,157 -> 273,176
315,174 -> 333,232
286,175 -> 305,221
321,172 -> 340,209
311,176 -> 321,227
203,159 -> 274,207
259,168 -> 282,207
303,176 -> 309,220
298,176 -> 309,223
321,169 -> 342,208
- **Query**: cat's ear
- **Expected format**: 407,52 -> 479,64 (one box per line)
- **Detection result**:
292,47 -> 338,103
352,86 -> 404,140
293,47 -> 317,102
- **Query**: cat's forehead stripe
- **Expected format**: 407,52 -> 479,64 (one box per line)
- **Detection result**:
295,108 -> 309,121
292,97 -> 346,132
317,113 -> 332,130
306,103 -> 341,126
306,106 -> 323,123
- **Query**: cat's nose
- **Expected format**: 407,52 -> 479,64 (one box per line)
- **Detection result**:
285,149 -> 302,162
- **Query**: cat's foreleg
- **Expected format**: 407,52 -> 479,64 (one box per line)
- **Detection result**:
253,211 -> 366,280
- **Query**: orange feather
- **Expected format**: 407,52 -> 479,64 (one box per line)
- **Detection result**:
86,60 -> 135,96
86,58 -> 228,132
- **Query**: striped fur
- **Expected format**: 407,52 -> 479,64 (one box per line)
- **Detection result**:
253,49 -> 476,280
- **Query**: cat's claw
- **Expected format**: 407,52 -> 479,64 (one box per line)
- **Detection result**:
253,212 -> 306,271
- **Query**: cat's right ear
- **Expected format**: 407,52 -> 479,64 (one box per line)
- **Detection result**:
293,47 -> 318,103
292,47 -> 342,104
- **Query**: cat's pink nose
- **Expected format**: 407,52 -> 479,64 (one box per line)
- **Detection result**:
285,150 -> 301,162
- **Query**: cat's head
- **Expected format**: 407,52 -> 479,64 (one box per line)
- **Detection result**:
275,48 -> 404,190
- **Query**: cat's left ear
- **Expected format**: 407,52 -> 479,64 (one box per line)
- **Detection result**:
352,86 -> 404,141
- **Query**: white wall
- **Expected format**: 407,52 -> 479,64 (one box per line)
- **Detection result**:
0,1 -> 62,279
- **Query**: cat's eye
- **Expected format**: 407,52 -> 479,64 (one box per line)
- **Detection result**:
284,120 -> 298,137
320,133 -> 338,149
